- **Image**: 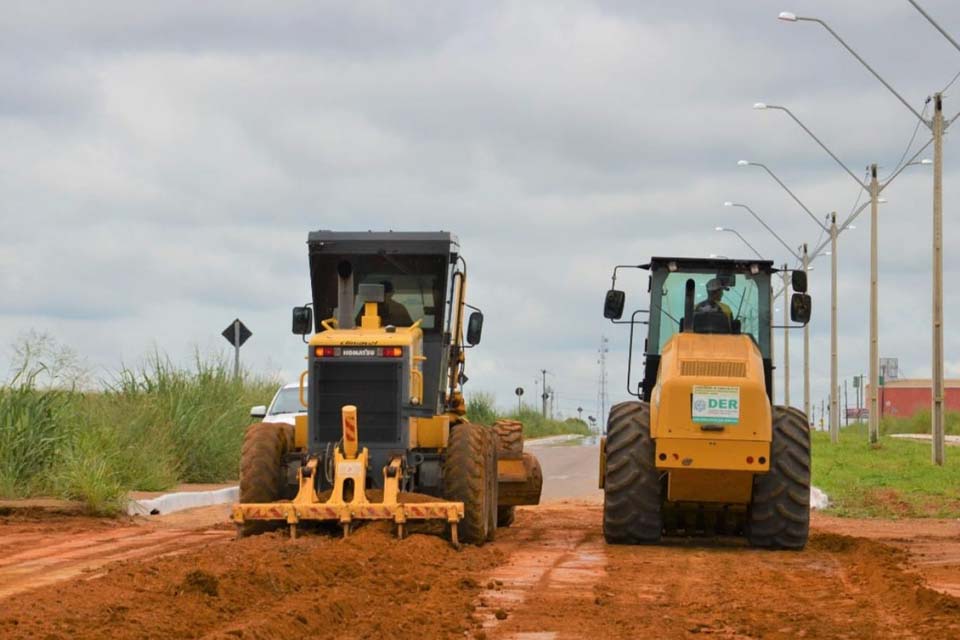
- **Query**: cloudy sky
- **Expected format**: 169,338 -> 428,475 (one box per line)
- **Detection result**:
2,1 -> 959,423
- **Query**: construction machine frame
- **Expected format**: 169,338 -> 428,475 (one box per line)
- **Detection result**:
232,231 -> 541,546
599,256 -> 813,548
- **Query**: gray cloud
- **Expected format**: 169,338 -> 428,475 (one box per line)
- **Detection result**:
2,0 -> 959,422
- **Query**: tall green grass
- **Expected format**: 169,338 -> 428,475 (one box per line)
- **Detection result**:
0,367 -> 75,498
0,349 -> 275,514
467,392 -> 591,439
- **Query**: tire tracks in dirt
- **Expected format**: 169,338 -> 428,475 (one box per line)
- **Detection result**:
0,527 -> 232,599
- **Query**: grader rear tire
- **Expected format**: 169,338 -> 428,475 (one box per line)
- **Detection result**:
239,422 -> 293,536
493,419 -> 524,458
602,401 -> 662,544
444,423 -> 492,545
747,406 -> 811,550
497,506 -> 516,527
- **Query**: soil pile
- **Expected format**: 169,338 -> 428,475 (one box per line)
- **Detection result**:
0,523 -> 503,640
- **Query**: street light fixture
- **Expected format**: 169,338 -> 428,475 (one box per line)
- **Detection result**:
714,226 -> 764,260
737,160 -> 829,232
723,202 -> 801,261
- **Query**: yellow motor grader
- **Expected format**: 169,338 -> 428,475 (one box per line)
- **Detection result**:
232,231 -> 541,545
599,257 -> 812,549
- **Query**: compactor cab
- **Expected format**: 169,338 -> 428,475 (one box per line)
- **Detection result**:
233,231 -> 542,546
599,257 -> 812,549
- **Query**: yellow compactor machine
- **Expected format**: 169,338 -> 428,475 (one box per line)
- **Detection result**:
232,231 -> 541,546
599,257 -> 813,549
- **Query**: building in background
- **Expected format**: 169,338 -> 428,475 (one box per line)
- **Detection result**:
864,379 -> 960,418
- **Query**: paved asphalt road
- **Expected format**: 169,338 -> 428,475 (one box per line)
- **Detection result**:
526,434 -> 603,502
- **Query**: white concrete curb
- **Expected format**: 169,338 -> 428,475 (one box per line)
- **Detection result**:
127,486 -> 238,516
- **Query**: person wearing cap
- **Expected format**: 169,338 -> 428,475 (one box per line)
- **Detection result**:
696,278 -> 733,320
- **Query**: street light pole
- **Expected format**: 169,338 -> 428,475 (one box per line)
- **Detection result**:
782,264 -> 791,407
802,244 -> 811,421
830,212 -> 839,443
932,93 -> 945,465
868,164 -> 880,444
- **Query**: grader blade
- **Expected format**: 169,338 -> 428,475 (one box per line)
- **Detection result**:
233,405 -> 464,547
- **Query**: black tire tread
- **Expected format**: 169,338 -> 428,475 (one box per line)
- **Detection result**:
239,422 -> 292,536
493,419 -> 524,458
602,401 -> 662,544
443,422 -> 490,545
747,406 -> 811,550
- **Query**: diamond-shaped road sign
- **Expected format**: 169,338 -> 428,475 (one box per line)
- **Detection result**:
222,319 -> 252,348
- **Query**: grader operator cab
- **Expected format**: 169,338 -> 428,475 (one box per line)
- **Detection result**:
599,257 -> 812,549
232,231 -> 542,546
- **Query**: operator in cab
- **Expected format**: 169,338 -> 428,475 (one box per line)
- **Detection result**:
357,280 -> 414,327
695,278 -> 733,320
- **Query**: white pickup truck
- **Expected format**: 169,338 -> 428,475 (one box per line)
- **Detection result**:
249,381 -> 305,426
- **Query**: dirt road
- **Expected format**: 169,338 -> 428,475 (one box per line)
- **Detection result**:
2,437 -> 960,639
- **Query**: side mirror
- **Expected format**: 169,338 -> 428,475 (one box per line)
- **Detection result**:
790,293 -> 812,324
292,306 -> 312,334
604,290 -> 625,320
250,405 -> 267,419
466,311 -> 484,345
792,270 -> 808,293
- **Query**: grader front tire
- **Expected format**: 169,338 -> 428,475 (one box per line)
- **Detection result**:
444,423 -> 493,545
238,422 -> 293,536
602,401 -> 662,544
747,406 -> 811,550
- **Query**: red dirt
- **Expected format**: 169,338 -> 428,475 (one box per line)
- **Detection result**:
2,502 -> 960,639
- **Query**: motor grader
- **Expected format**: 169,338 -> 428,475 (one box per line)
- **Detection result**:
232,231 -> 541,545
599,257 -> 812,549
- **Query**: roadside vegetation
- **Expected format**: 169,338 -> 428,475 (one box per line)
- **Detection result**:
812,415 -> 960,518
467,393 -> 592,439
0,338 -> 275,515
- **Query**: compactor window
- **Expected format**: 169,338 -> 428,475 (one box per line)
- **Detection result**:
652,269 -> 770,356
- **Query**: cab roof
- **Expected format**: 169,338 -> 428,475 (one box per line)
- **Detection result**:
643,256 -> 777,273
307,230 -> 459,262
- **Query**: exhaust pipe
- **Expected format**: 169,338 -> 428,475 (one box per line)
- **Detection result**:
336,260 -> 355,329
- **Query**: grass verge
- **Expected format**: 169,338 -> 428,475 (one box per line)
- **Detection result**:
812,428 -> 960,518
467,393 -> 592,439
0,352 -> 275,515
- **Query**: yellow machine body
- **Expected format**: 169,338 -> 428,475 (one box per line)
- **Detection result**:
651,332 -> 771,504
233,239 -> 541,545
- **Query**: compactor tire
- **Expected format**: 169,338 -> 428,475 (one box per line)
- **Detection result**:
493,419 -> 524,458
239,422 -> 293,536
444,423 -> 492,545
497,506 -> 516,527
747,406 -> 811,550
602,401 -> 662,544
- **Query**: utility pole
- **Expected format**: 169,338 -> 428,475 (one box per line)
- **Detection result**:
830,212 -> 839,444
598,336 -> 610,423
844,379 -> 849,427
541,369 -> 549,417
868,164 -> 880,444
782,264 -> 791,407
802,244 -> 811,421
932,92 -> 945,466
